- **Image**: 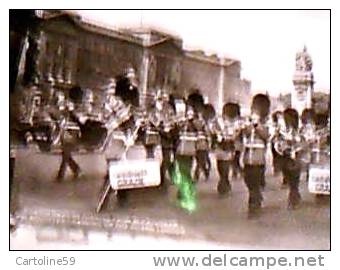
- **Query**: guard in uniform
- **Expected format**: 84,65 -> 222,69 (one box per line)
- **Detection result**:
115,67 -> 140,108
159,94 -> 178,191
201,103 -> 217,179
194,110 -> 210,182
175,105 -> 197,195
97,103 -> 136,211
142,90 -> 164,159
215,102 -> 242,195
51,91 -> 83,181
242,94 -> 270,218
275,108 -> 303,209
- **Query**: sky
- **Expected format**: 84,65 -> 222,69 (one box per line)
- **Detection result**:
76,10 -> 330,96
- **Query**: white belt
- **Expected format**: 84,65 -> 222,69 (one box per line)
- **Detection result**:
244,143 -> 265,149
147,130 -> 158,135
180,136 -> 197,141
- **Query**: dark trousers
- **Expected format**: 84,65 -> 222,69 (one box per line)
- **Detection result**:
161,147 -> 174,188
217,160 -> 232,194
57,143 -> 80,179
244,165 -> 265,211
281,156 -> 301,207
271,143 -> 283,177
97,171 -> 128,212
194,150 -> 210,181
233,150 -> 242,177
176,155 -> 193,179
145,144 -> 155,159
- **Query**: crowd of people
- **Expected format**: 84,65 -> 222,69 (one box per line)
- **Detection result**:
13,67 -> 330,219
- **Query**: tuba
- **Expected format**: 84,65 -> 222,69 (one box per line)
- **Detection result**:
273,127 -> 304,159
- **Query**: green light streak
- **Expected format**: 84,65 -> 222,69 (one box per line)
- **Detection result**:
172,161 -> 197,213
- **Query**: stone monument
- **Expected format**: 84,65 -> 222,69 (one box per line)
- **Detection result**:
292,45 -> 314,115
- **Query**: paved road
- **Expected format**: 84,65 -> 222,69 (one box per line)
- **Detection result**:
10,148 -> 330,250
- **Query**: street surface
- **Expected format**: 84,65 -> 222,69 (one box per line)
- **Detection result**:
10,148 -> 330,250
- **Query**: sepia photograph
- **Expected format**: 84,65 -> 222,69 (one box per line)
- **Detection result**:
9,9 -> 330,250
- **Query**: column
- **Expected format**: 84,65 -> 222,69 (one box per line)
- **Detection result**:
140,49 -> 150,107
217,58 -> 225,116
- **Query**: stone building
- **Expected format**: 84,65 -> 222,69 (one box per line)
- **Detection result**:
12,10 -> 250,113
179,50 -> 251,114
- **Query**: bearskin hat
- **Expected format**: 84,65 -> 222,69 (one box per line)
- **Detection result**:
203,103 -> 216,121
301,108 -> 315,125
223,102 -> 240,119
187,90 -> 204,113
283,108 -> 299,130
315,113 -> 329,128
68,85 -> 83,104
251,94 -> 270,118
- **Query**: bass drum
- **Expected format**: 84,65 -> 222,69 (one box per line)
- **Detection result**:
80,120 -> 107,149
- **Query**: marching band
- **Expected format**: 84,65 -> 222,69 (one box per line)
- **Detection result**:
15,68 -> 330,218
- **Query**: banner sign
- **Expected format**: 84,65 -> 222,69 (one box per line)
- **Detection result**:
109,159 -> 161,190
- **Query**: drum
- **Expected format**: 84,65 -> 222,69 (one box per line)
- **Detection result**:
145,127 -> 161,145
63,121 -> 81,144
177,131 -> 197,156
32,121 -> 56,152
80,120 -> 107,148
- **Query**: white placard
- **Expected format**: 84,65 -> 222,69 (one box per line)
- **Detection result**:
308,165 -> 330,195
109,159 -> 161,190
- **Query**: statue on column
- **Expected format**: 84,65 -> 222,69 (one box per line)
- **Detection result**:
295,45 -> 313,72
292,45 -> 314,114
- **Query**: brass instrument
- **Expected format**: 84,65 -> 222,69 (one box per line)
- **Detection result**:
219,118 -> 242,142
273,127 -> 304,159
104,104 -> 132,131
